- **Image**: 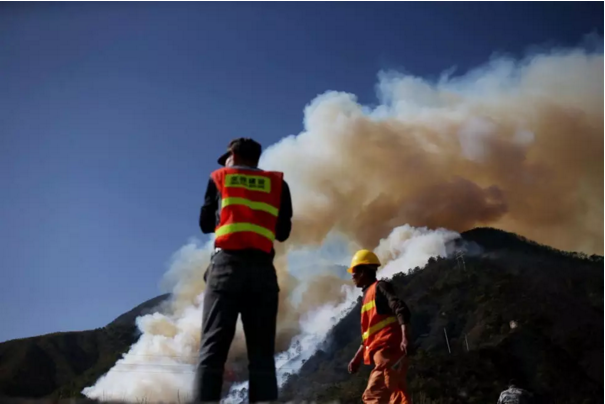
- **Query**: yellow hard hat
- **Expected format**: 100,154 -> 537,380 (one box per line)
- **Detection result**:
347,249 -> 381,273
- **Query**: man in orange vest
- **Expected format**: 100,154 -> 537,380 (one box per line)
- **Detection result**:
195,138 -> 293,403
347,250 -> 412,404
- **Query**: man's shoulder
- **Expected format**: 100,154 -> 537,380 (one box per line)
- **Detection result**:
210,167 -> 227,178
376,279 -> 394,290
263,169 -> 285,181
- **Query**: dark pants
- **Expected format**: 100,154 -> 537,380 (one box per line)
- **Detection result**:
195,250 -> 279,403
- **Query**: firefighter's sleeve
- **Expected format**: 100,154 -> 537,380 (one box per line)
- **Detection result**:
377,281 -> 411,325
275,180 -> 293,242
199,178 -> 219,234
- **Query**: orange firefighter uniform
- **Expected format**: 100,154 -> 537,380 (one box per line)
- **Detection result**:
349,250 -> 411,404
361,280 -> 410,404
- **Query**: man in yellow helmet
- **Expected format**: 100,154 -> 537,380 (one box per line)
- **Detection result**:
347,249 -> 412,404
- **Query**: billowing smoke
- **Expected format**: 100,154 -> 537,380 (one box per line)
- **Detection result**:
83,42 -> 603,402
261,41 -> 603,254
81,241 -> 210,402
375,226 -> 460,279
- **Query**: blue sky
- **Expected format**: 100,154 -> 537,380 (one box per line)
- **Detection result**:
0,2 -> 602,342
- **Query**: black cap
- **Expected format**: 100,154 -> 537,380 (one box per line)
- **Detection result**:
217,138 -> 262,166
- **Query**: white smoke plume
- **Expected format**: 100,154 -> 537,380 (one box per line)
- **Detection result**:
375,225 -> 460,279
82,241 -> 212,402
83,41 -> 603,402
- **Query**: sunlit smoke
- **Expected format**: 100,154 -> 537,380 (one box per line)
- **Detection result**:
375,225 -> 460,278
261,42 -> 603,254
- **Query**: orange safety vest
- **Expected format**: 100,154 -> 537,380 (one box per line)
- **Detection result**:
211,166 -> 283,253
361,281 -> 402,365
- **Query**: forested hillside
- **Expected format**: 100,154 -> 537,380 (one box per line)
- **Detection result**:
280,228 -> 603,404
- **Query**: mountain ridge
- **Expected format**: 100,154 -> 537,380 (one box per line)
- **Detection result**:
0,294 -> 170,399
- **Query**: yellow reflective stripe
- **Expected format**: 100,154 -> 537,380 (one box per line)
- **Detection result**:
222,197 -> 278,217
361,300 -> 375,314
225,174 -> 271,193
362,316 -> 397,341
215,223 -> 275,241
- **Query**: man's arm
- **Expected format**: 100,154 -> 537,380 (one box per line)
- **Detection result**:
199,178 -> 219,234
348,344 -> 364,374
377,280 -> 411,353
377,281 -> 411,326
275,180 -> 293,242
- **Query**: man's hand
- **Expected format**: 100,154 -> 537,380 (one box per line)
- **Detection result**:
400,336 -> 408,356
348,356 -> 361,374
400,324 -> 409,356
348,344 -> 364,374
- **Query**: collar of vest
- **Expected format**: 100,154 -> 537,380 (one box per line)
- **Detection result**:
230,165 -> 260,171
362,280 -> 379,293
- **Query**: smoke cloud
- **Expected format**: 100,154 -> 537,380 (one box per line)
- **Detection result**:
83,42 -> 603,402
262,43 -> 603,254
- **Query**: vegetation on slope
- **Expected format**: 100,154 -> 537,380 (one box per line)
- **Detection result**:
280,228 -> 603,404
